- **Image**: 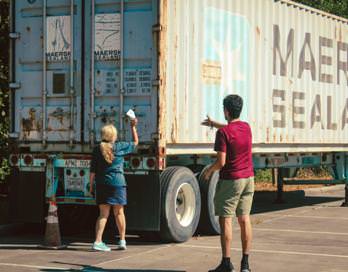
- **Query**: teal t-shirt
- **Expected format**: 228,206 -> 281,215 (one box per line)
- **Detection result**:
90,141 -> 136,186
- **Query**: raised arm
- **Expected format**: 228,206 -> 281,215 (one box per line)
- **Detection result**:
201,115 -> 226,129
130,118 -> 139,146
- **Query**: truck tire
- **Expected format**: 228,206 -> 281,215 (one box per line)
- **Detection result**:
160,167 -> 201,242
198,165 -> 220,235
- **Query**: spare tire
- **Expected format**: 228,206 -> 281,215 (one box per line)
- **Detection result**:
198,165 -> 220,235
160,167 -> 201,242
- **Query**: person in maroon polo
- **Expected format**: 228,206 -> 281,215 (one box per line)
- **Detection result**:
202,95 -> 254,272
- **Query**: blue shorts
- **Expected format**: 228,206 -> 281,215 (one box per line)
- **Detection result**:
96,183 -> 127,206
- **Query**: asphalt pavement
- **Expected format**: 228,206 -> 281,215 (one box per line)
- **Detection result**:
0,185 -> 347,272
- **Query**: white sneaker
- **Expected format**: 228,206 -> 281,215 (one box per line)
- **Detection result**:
117,239 -> 127,250
92,242 -> 111,252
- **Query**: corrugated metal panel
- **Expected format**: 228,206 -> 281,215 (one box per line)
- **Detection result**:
13,0 -> 158,147
14,0 -> 83,143
163,0 -> 348,154
83,0 -> 158,144
13,0 -> 348,155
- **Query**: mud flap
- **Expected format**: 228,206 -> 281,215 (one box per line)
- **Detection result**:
9,168 -> 46,223
125,171 -> 161,231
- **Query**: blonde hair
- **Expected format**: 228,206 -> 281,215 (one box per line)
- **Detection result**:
100,124 -> 118,164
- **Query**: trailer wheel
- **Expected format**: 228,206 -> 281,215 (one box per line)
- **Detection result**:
197,165 -> 220,235
160,167 -> 201,242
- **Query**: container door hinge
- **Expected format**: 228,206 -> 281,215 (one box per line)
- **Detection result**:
152,24 -> 162,33
9,32 -> 20,39
151,133 -> 160,141
9,82 -> 21,89
152,79 -> 161,87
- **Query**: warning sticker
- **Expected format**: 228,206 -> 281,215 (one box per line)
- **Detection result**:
46,16 -> 71,61
95,13 -> 121,61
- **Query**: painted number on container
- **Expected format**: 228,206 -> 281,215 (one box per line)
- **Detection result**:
64,160 -> 90,168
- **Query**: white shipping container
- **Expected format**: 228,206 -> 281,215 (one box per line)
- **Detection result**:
160,0 -> 348,154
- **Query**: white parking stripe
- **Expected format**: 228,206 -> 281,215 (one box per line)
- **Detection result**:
253,228 -> 348,236
286,215 -> 348,220
94,245 -> 172,266
0,263 -> 67,270
178,244 -> 348,259
254,207 -> 314,224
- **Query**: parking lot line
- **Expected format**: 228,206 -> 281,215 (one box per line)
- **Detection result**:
94,245 -> 172,266
254,207 -> 316,224
178,244 -> 348,259
0,262 -> 67,270
286,215 -> 348,220
253,228 -> 348,236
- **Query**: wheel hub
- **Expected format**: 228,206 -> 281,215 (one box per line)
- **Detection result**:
175,183 -> 196,227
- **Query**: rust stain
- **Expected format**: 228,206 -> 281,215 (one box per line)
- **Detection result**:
201,61 -> 221,84
172,52 -> 177,143
47,127 -> 69,132
157,0 -> 168,150
171,117 -> 178,143
49,107 -> 69,125
256,26 -> 261,38
22,108 -> 38,139
266,127 -> 270,143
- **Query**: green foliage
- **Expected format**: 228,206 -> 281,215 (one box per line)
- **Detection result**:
294,0 -> 348,19
255,169 -> 273,182
0,0 -> 9,183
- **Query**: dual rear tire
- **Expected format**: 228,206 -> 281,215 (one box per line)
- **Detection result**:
160,167 -> 201,242
159,165 -> 220,242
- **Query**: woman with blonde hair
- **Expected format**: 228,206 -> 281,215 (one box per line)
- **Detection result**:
90,119 -> 138,251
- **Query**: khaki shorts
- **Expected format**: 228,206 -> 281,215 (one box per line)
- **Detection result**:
214,177 -> 255,217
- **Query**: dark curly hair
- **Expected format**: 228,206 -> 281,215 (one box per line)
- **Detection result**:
223,95 -> 243,120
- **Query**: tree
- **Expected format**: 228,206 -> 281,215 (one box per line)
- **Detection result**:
0,0 -> 9,182
294,0 -> 348,19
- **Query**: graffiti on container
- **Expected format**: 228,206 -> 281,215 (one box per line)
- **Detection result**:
49,107 -> 70,126
21,107 -> 41,139
46,16 -> 71,61
95,13 -> 121,61
47,107 -> 71,136
97,108 -> 117,124
272,25 -> 348,130
202,8 -> 249,122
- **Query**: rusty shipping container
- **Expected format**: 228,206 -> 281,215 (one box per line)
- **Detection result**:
163,0 -> 348,154
8,0 -> 348,242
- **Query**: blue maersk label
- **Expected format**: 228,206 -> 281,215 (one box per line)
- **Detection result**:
202,7 -> 250,122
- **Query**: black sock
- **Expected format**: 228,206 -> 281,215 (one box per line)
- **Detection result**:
241,254 -> 249,268
222,257 -> 231,266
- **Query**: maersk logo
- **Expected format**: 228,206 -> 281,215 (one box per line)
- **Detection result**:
202,7 -> 250,121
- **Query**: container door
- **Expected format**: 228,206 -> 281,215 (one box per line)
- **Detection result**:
83,0 -> 158,144
14,0 -> 82,143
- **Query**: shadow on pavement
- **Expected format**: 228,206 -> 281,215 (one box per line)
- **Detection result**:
252,189 -> 344,214
1,188 -> 344,248
41,268 -> 185,272
40,262 -> 185,272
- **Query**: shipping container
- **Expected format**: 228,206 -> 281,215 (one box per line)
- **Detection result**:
8,0 -> 348,242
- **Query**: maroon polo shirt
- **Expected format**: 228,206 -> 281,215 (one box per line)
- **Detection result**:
214,121 -> 254,180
